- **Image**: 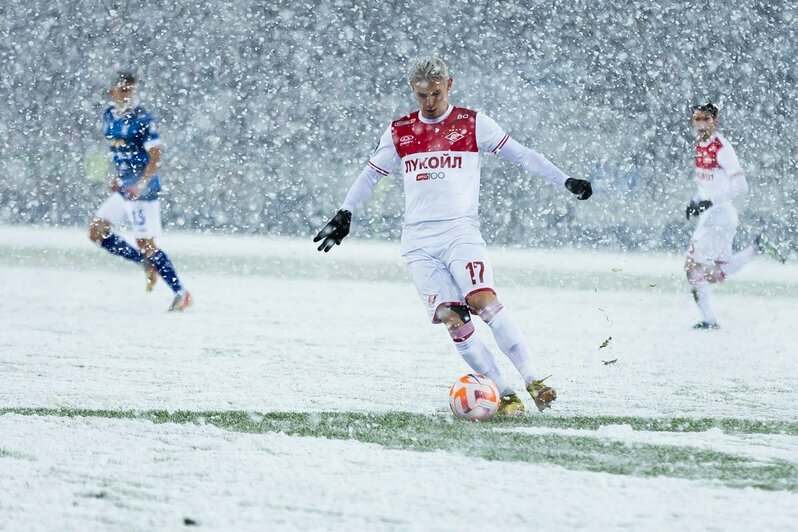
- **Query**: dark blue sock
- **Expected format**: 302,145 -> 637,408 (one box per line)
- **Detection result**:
149,249 -> 183,293
100,233 -> 143,263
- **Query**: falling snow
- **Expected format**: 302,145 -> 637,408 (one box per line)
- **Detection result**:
1,2 -> 797,530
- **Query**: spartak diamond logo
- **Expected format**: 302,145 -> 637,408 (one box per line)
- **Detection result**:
444,131 -> 465,143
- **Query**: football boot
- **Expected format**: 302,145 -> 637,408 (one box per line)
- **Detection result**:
168,290 -> 192,312
496,393 -> 525,416
527,378 -> 557,412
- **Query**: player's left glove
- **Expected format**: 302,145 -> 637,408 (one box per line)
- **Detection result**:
685,200 -> 712,219
313,209 -> 352,252
564,178 -> 592,200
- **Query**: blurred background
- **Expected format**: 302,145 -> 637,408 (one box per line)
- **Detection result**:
1,0 -> 796,253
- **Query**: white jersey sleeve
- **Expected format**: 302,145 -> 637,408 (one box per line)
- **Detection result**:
714,138 -> 748,203
475,112 -> 508,153
717,141 -> 744,179
341,126 -> 400,213
476,112 -> 569,187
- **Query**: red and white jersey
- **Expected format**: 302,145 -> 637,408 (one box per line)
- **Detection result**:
341,104 -> 569,251
694,132 -> 745,205
366,105 -> 508,226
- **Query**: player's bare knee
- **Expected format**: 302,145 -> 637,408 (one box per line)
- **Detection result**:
465,290 -> 496,314
436,304 -> 468,330
88,219 -> 109,242
686,268 -> 703,284
706,263 -> 726,283
685,260 -> 708,284
137,238 -> 157,257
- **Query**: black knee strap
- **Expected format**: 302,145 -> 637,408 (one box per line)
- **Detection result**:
446,304 -> 471,323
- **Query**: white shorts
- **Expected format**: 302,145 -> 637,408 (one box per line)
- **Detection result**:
686,203 -> 738,264
403,230 -> 496,323
94,193 -> 163,239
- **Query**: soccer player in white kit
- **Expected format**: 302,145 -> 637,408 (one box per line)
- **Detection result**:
314,57 -> 593,414
684,102 -> 784,329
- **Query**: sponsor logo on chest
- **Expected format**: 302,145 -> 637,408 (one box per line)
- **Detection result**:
405,153 -> 466,183
696,170 -> 714,181
399,135 -> 415,146
416,172 -> 445,181
404,154 -> 463,174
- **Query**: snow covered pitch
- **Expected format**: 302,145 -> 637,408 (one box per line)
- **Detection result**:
1,225 -> 796,531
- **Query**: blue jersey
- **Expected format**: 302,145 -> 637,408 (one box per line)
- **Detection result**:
103,105 -> 162,201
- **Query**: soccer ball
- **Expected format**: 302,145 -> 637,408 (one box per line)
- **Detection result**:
448,373 -> 500,421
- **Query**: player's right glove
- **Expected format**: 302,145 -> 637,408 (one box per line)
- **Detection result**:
313,209 -> 352,252
685,200 -> 713,219
564,178 -> 593,200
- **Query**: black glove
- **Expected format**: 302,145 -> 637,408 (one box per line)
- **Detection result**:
313,209 -> 352,252
564,178 -> 592,200
685,200 -> 712,220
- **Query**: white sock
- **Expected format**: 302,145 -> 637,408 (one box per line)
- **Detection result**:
478,301 -> 541,385
450,323 -> 513,395
691,282 -> 717,324
719,245 -> 756,277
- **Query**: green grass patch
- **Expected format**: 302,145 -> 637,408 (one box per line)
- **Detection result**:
2,408 -> 797,492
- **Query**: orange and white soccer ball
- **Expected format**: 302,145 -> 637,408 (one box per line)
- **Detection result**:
448,373 -> 500,421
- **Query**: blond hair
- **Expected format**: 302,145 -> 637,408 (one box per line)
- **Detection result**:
409,57 -> 449,86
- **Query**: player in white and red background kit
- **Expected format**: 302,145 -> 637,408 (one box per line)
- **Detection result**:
314,57 -> 593,415
685,102 -> 785,330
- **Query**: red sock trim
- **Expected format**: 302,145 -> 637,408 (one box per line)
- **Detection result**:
477,299 -> 504,324
450,321 -> 475,343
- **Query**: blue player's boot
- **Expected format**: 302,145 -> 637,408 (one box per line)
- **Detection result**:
755,235 -> 786,264
168,290 -> 192,312
527,377 -> 557,412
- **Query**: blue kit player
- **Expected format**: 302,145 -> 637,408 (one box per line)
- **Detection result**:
88,72 -> 191,311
